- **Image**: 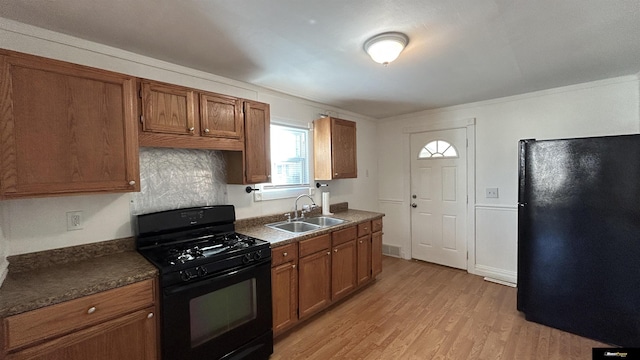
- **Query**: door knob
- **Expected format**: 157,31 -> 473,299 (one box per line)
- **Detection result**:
412,195 -> 417,199
411,203 -> 417,208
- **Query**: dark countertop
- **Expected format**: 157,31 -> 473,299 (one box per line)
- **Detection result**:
236,208 -> 385,248
0,238 -> 158,318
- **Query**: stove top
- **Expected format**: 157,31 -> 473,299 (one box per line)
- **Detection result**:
135,206 -> 271,287
156,232 -> 263,266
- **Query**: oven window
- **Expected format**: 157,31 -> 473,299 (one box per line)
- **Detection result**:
189,278 -> 257,348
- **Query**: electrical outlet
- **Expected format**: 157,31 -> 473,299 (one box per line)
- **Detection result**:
486,187 -> 499,198
66,211 -> 83,231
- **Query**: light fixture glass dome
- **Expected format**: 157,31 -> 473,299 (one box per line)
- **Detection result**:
364,32 -> 409,65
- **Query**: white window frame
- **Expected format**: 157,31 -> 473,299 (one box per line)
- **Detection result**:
256,122 -> 311,201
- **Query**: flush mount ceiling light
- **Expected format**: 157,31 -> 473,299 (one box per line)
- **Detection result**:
364,32 -> 409,65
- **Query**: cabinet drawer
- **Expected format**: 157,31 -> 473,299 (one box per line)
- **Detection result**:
332,226 -> 357,247
3,279 -> 154,351
372,218 -> 383,233
357,222 -> 371,237
271,243 -> 298,267
299,234 -> 330,258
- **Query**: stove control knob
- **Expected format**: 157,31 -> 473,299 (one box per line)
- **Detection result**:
243,253 -> 252,264
196,266 -> 207,277
180,270 -> 193,282
254,250 -> 262,260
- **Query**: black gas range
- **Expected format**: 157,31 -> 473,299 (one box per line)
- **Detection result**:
135,205 -> 273,360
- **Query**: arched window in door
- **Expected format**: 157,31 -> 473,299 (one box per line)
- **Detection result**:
418,140 -> 458,159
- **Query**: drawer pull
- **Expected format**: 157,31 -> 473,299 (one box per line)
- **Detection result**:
87,306 -> 96,314
283,252 -> 288,257
147,312 -> 154,319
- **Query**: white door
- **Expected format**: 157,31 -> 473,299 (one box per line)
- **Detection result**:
410,128 -> 467,269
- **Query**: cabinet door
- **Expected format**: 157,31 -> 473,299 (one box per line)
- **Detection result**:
372,231 -> 383,277
298,250 -> 331,320
331,240 -> 357,300
243,100 -> 271,184
272,261 -> 298,336
331,118 -> 357,179
141,80 -> 197,135
0,52 -> 139,198
357,235 -> 372,285
199,93 -> 243,140
7,307 -> 157,360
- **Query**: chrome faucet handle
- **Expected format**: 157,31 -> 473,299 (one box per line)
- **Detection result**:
284,213 -> 292,222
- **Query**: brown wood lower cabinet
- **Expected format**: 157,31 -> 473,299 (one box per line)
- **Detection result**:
298,235 -> 331,320
271,217 -> 384,338
1,279 -> 158,360
331,227 -> 357,300
271,243 -> 298,336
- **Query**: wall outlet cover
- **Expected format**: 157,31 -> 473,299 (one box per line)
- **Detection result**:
486,187 -> 499,198
66,211 -> 83,231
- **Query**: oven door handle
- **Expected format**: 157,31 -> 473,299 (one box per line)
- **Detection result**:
164,262 -> 268,295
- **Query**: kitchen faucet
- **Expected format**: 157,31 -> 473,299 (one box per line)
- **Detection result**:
293,194 -> 317,220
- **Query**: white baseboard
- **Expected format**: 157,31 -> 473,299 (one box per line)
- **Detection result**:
473,264 -> 517,285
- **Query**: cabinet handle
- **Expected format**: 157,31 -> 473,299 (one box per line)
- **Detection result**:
189,127 -> 195,132
87,306 -> 96,314
128,180 -> 136,186
147,313 -> 154,319
204,128 -> 210,133
283,252 -> 288,257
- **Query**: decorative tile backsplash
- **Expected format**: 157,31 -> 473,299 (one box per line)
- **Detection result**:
131,148 -> 228,215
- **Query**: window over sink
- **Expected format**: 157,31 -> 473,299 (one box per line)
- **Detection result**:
258,123 -> 310,200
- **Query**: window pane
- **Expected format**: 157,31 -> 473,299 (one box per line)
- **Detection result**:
269,125 -> 309,186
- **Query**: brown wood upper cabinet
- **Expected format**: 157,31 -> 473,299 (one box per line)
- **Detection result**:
313,117 -> 357,180
0,50 -> 140,199
224,100 -> 271,184
138,79 -> 244,151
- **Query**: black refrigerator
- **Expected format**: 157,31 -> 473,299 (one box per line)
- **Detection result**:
517,134 -> 640,347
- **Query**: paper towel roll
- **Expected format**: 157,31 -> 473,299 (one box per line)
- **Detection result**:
322,192 -> 333,215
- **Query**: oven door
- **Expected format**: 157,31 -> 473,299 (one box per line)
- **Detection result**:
162,261 -> 273,360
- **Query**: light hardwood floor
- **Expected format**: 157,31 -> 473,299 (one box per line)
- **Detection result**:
273,256 -> 607,360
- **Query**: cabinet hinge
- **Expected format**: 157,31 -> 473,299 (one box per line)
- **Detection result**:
140,115 -> 144,124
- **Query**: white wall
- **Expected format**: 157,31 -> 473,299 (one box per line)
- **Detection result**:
0,18 -> 379,256
378,76 -> 640,283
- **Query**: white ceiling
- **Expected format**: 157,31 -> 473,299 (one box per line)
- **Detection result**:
1,0 -> 640,119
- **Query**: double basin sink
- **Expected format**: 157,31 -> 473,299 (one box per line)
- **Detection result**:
266,216 -> 347,234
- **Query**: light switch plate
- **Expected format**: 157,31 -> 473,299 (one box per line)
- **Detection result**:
486,187 -> 499,198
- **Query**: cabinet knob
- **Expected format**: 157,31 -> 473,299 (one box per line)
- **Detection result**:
334,173 -> 338,176
292,264 -> 296,269
189,127 -> 195,132
87,306 -> 96,314
283,252 -> 288,257
334,249 -> 338,253
147,312 -> 154,319
128,180 -> 136,186
359,240 -> 363,244
204,128 -> 210,133
326,252 -> 330,255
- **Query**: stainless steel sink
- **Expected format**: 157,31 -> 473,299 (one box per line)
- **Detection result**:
266,216 -> 347,234
301,216 -> 346,227
266,221 -> 321,234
